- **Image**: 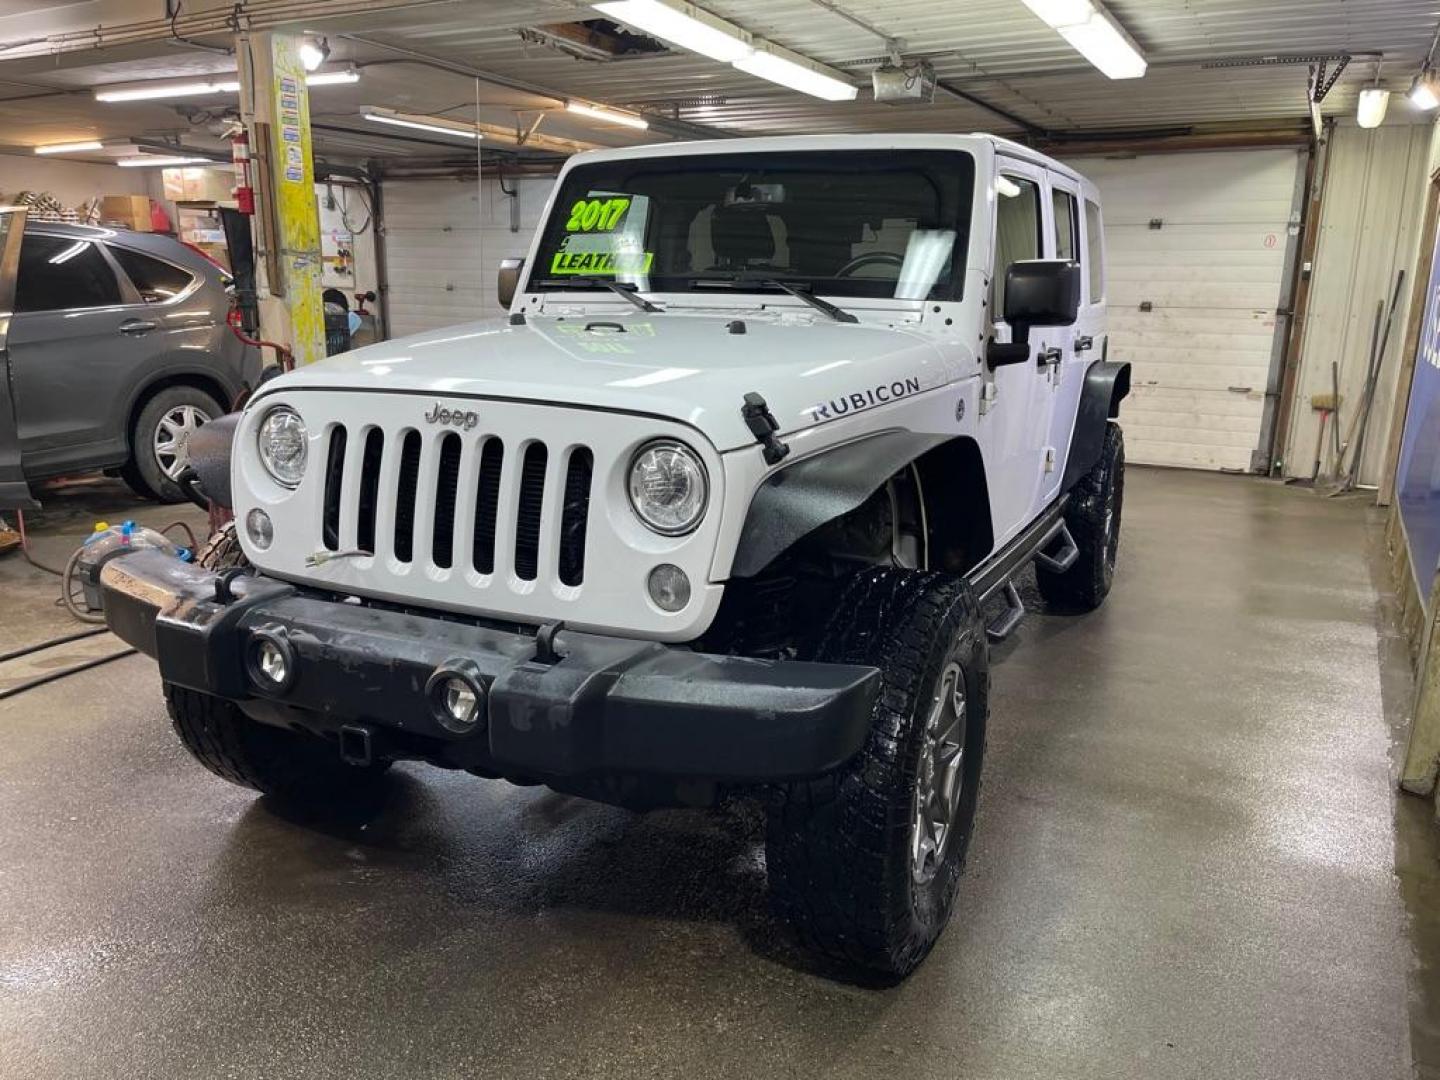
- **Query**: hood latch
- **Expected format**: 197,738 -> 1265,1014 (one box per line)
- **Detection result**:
742,392 -> 790,466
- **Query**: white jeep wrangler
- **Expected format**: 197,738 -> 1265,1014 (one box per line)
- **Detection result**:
94,134 -> 1129,978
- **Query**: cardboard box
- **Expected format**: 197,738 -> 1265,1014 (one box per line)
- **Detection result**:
100,195 -> 152,231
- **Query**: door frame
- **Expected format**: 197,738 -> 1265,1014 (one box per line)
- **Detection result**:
0,206 -> 36,510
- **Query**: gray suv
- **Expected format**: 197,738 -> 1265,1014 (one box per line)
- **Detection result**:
0,217 -> 260,505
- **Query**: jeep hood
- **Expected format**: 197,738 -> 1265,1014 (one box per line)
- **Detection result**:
267,312 -> 958,452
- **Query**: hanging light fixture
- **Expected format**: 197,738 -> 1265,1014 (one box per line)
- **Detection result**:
1409,71 -> 1440,111
1408,26 -> 1440,111
298,35 -> 330,72
1356,86 -> 1391,128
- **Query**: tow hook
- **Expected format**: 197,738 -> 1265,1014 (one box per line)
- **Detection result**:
742,392 -> 790,465
533,621 -> 566,665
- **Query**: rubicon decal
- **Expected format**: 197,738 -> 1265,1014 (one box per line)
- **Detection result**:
805,376 -> 922,423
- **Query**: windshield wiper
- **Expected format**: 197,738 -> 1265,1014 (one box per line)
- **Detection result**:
532,276 -> 661,313
688,276 -> 859,324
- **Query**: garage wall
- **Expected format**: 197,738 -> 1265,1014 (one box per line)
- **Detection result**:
382,175 -> 555,338
1284,122 -> 1438,485
0,153 -> 155,209
1065,149 -> 1304,472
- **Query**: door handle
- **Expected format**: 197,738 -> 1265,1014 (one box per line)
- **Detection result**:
119,319 -> 157,336
1074,335 -> 1093,352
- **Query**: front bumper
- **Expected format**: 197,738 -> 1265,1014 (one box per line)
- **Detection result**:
94,550 -> 879,784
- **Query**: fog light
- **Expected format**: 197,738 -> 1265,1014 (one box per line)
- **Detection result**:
256,640 -> 288,685
647,564 -> 690,612
443,679 -> 478,725
246,507 -> 274,550
425,662 -> 487,734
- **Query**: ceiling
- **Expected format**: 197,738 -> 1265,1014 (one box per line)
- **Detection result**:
0,0 -> 1436,169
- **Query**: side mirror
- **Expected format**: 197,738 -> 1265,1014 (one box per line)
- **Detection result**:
497,257 -> 525,309
1002,259 -> 1081,346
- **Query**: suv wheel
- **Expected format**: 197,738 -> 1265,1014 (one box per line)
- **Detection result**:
766,568 -> 988,979
163,525 -> 391,805
1036,422 -> 1125,611
122,386 -> 223,503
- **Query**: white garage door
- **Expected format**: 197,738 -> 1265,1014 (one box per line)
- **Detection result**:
1066,149 -> 1303,472
382,176 -> 555,338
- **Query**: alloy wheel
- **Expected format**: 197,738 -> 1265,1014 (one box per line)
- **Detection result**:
153,405 -> 211,481
910,661 -> 967,884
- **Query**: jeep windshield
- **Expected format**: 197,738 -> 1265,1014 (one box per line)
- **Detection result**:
531,149 -> 974,302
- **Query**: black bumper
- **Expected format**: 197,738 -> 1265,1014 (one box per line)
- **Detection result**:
96,550 -> 879,784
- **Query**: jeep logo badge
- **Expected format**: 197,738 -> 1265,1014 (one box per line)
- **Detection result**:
424,402 -> 480,431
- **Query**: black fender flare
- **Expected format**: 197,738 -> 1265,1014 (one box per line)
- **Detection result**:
186,412 -> 240,509
1062,359 -> 1130,492
730,430 -> 949,578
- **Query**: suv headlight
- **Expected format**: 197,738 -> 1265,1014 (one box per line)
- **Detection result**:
628,440 -> 708,535
256,406 -> 308,487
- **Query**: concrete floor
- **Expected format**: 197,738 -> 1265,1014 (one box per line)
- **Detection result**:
1,468 -> 1436,1079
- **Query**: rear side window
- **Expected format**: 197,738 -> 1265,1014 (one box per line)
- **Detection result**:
992,174 -> 1041,317
110,246 -> 194,303
15,235 -> 122,313
1052,188 -> 1079,261
1084,197 -> 1105,303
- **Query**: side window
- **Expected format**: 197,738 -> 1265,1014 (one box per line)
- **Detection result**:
15,235 -> 122,313
1052,188 -> 1079,262
110,246 -> 194,304
992,174 -> 1041,318
1084,197 -> 1105,303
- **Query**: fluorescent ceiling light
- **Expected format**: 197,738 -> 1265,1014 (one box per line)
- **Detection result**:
1020,0 -> 1096,27
34,140 -> 103,155
95,69 -> 356,102
1409,71 -> 1440,111
1021,0 -> 1146,80
96,79 -> 238,102
733,48 -> 857,101
118,156 -> 211,167
566,101 -> 650,129
305,68 -> 360,86
363,111 -> 481,140
1056,11 -> 1146,79
592,0 -> 752,63
1357,87 -> 1391,128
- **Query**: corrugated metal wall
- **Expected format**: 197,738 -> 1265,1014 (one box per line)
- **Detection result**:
381,175 -> 552,338
1285,122 -> 1438,485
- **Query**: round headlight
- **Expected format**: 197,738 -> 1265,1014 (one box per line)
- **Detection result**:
257,407 -> 308,487
628,440 -> 708,535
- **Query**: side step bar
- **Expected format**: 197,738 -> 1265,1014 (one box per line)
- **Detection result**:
1033,522 -> 1079,575
966,502 -> 1075,643
986,582 -> 1025,642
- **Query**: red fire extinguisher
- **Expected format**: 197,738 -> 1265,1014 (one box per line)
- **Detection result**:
232,129 -> 255,215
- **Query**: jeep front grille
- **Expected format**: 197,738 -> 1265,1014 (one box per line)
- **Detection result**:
319,424 -> 592,586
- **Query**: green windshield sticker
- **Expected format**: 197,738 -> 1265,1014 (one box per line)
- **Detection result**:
565,197 -> 631,233
549,250 -> 654,276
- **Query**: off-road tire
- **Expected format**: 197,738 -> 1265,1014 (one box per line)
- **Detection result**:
194,522 -> 246,570
163,524 -> 390,804
1036,422 -> 1124,611
766,569 -> 989,979
122,385 -> 224,504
